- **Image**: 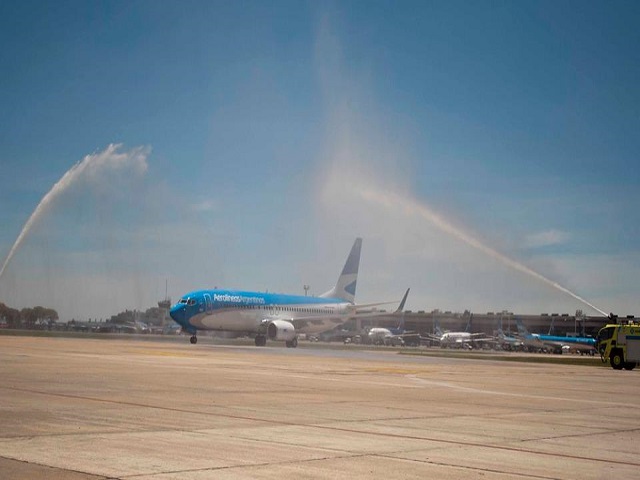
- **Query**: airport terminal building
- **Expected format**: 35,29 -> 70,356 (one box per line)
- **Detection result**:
351,309 -> 612,338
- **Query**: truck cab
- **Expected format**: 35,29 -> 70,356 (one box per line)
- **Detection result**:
596,318 -> 640,370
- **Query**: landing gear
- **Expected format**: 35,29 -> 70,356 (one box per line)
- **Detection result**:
255,335 -> 267,347
190,335 -> 198,344
285,337 -> 298,348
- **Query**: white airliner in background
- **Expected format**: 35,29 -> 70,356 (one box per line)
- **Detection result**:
426,318 -> 495,349
170,238 -> 404,347
366,289 -> 419,345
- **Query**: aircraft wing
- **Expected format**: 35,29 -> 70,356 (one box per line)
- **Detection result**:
352,288 -> 411,314
421,333 -> 443,342
470,334 -> 500,342
289,314 -> 349,331
263,289 -> 411,333
398,332 -> 429,345
352,302 -> 400,313
287,309 -> 396,331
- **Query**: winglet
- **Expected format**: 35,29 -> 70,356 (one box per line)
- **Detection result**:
395,288 -> 410,313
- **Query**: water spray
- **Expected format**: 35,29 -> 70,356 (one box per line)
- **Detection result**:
0,144 -> 150,281
356,185 -> 608,316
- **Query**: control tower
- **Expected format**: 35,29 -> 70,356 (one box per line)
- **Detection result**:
157,298 -> 171,326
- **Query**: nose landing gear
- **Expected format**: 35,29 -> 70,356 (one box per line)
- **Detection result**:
190,335 -> 198,344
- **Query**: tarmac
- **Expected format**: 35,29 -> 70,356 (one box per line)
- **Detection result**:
1,335 -> 639,479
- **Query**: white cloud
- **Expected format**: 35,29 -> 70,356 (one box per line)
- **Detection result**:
524,230 -> 571,249
190,199 -> 218,213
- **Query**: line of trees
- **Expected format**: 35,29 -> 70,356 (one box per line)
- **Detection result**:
0,302 -> 59,329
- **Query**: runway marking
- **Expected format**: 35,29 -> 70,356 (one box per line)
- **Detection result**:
404,374 -> 624,406
2,384 -> 639,470
118,453 -> 373,479
374,453 -> 570,480
212,368 -> 626,408
132,350 -> 196,358
117,452 -> 570,480
0,455 -> 109,480
364,367 -> 426,374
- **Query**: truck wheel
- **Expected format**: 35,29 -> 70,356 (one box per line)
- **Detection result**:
611,350 -> 624,370
623,362 -> 636,371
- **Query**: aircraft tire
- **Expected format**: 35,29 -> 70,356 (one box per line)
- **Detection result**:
611,350 -> 624,370
255,335 -> 266,347
190,335 -> 197,344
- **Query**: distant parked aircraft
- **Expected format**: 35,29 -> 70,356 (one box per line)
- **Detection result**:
516,319 -> 595,354
425,317 -> 495,349
366,289 -> 422,346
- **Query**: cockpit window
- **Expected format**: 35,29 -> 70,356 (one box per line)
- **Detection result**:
179,298 -> 188,304
188,299 -> 197,306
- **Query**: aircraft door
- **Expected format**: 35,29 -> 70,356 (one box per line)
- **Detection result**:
203,294 -> 213,312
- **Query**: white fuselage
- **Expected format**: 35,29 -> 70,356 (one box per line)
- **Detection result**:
440,332 -> 472,344
368,327 -> 393,339
192,302 -> 351,335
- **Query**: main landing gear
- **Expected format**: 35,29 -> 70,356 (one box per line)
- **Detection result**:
253,335 -> 298,347
190,335 -> 197,344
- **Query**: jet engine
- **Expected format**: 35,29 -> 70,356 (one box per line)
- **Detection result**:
267,320 -> 296,341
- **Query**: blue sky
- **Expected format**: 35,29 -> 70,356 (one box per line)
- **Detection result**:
1,1 -> 639,320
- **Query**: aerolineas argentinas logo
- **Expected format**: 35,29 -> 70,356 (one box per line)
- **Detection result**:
213,293 -> 266,305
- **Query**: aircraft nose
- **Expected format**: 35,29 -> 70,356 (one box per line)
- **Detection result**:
170,304 -> 185,324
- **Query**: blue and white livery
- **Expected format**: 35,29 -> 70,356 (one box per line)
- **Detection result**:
170,238 -> 387,347
516,319 -> 595,354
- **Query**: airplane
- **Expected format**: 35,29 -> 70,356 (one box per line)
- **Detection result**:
494,328 -> 523,351
492,317 -> 523,351
425,317 -> 495,349
169,238 -> 403,348
365,289 -> 421,346
515,319 -> 596,354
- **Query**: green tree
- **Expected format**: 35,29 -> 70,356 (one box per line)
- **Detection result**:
19,306 -> 59,329
0,302 -> 21,328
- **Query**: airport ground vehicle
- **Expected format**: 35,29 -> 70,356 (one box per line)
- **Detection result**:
596,318 -> 640,370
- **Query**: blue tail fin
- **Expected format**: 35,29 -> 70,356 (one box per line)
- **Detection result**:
516,319 -> 529,336
434,319 -> 444,337
320,238 -> 362,303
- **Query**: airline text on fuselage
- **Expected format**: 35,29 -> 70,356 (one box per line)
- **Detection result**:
213,293 -> 266,305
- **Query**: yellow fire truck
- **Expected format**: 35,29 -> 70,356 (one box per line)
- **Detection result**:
596,316 -> 640,370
